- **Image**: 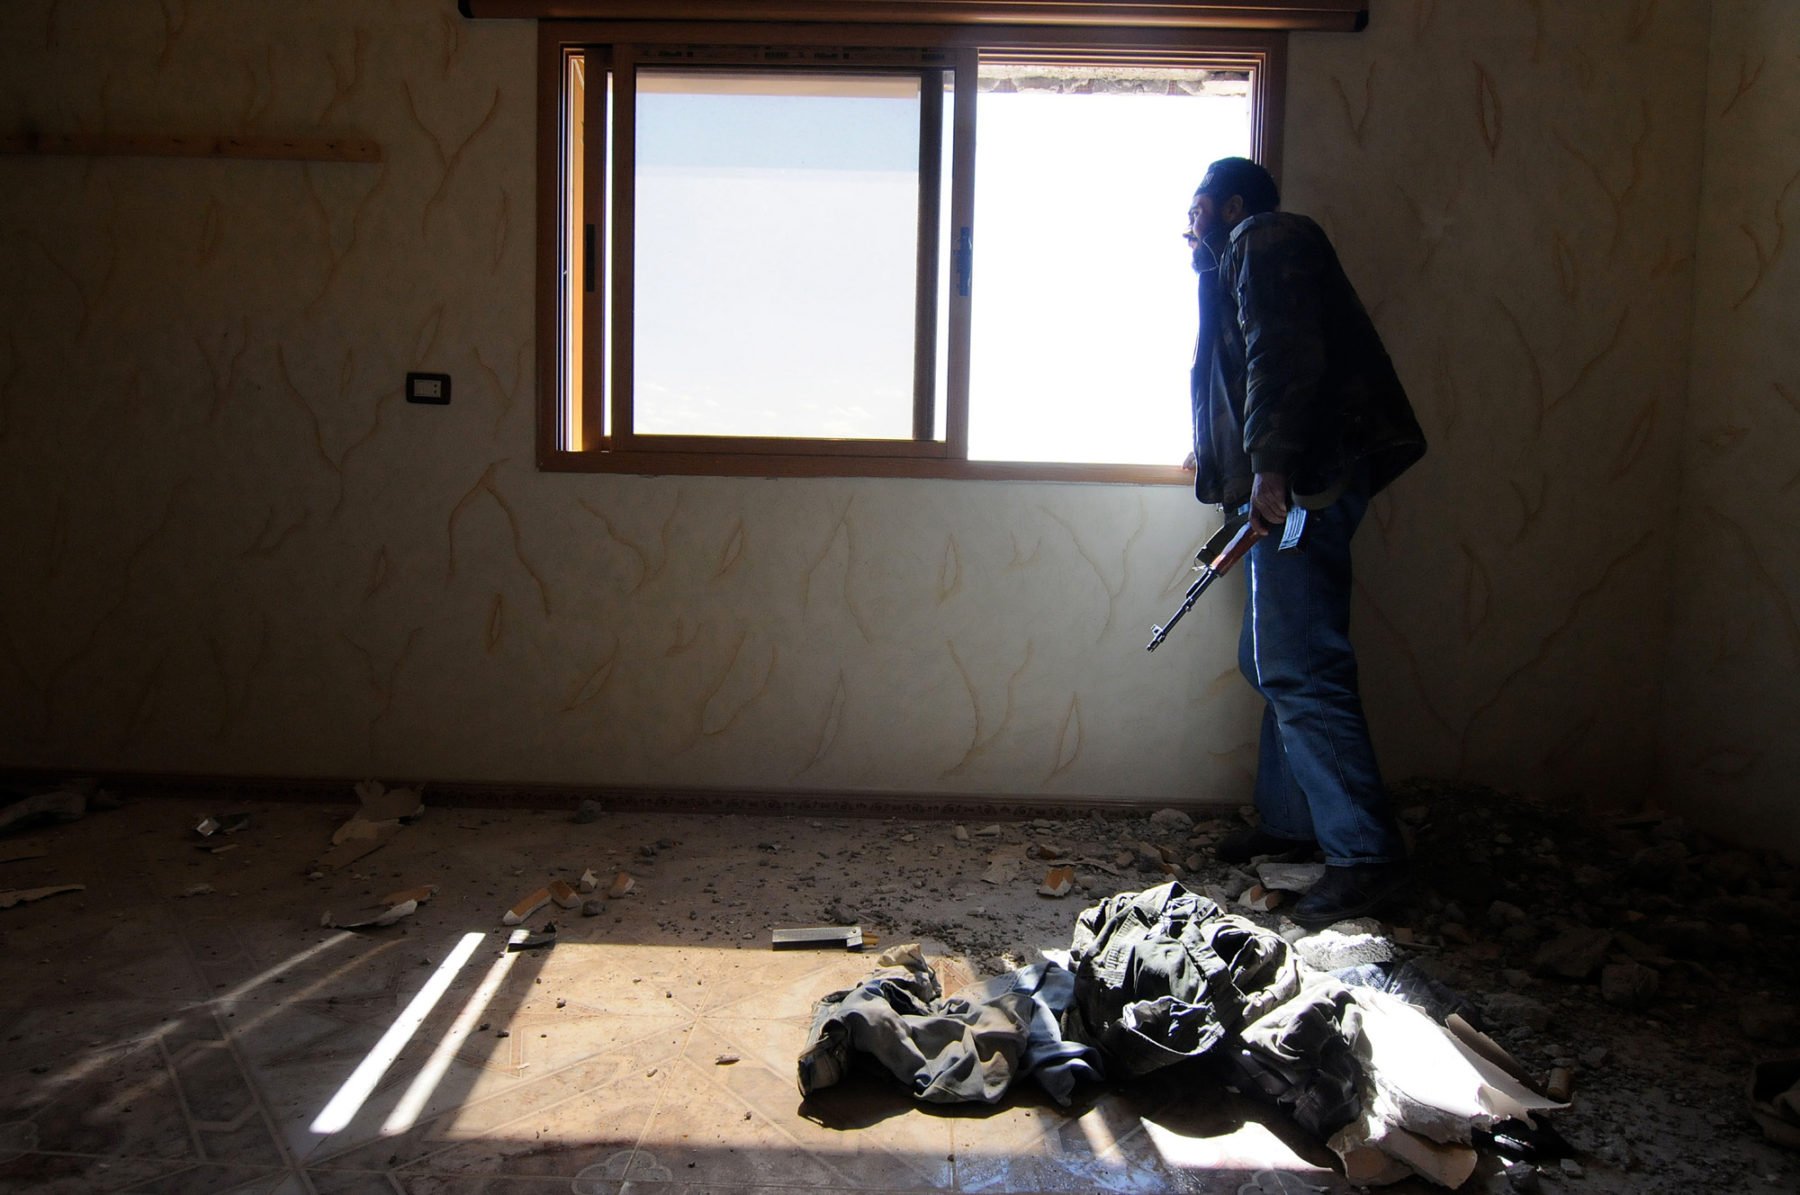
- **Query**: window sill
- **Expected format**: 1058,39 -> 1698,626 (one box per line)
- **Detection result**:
539,447 -> 1194,484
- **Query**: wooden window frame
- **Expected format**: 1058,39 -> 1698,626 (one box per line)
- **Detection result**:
533,18 -> 1290,482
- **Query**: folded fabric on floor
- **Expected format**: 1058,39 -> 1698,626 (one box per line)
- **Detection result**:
797,943 -> 1103,1105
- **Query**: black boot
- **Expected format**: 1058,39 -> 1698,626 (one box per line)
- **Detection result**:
1214,827 -> 1318,865
1290,861 -> 1410,928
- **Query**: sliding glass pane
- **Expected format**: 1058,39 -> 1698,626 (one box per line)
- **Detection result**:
968,64 -> 1252,465
632,69 -> 924,440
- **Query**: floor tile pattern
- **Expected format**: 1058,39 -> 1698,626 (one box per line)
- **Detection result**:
0,801 -> 1367,1194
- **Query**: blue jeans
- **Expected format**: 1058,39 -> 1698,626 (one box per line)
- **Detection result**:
1235,483 -> 1405,866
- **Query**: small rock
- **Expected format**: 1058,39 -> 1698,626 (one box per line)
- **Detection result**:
973,824 -> 1003,838
1739,998 -> 1800,1045
1579,1046 -> 1608,1068
1257,861 -> 1327,893
1485,993 -> 1552,1033
1487,900 -> 1528,926
1502,968 -> 1533,990
580,898 -> 605,917
715,1054 -> 739,1065
1293,929 -> 1395,972
1600,961 -> 1659,1008
1559,1158 -> 1584,1179
1150,808 -> 1193,829
953,825 -> 969,842
1532,927 -> 1614,980
1503,1161 -> 1541,1194
573,799 -> 603,824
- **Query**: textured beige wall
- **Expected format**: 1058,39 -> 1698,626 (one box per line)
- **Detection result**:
1285,0 -> 1709,808
0,2 -> 1739,827
1662,0 -> 1800,850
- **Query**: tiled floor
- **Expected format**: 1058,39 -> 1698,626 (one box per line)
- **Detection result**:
0,798 -> 1389,1194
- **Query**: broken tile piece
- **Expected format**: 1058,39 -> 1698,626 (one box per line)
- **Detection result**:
548,879 -> 580,909
506,924 -> 557,952
1237,883 -> 1283,912
381,884 -> 437,907
1038,866 -> 1075,898
771,925 -> 863,951
504,887 -> 551,925
0,883 -> 85,909
577,868 -> 598,893
323,899 -> 419,930
606,872 -> 635,899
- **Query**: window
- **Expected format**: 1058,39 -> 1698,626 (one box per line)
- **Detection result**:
531,17 -> 1291,481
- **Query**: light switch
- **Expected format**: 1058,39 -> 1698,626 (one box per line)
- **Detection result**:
406,372 -> 450,404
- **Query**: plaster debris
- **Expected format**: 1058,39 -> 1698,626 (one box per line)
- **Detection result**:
577,868 -> 598,893
314,781 -> 424,872
0,787 -> 89,833
0,883 -> 84,909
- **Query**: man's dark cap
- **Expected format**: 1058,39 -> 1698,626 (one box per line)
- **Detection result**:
1197,157 -> 1280,214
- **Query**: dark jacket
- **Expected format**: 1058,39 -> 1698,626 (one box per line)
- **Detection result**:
1191,210 -> 1425,508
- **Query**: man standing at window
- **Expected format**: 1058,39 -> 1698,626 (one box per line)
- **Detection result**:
1184,156 -> 1426,928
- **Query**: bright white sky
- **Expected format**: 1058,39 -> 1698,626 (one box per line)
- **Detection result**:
631,75 -> 1250,466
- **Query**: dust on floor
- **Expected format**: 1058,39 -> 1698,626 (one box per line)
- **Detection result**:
0,781 -> 1795,1194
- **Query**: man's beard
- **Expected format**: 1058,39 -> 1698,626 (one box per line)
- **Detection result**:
1190,230 -> 1226,274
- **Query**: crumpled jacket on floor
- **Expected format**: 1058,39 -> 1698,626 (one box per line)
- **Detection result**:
797,883 -> 1562,1188
797,943 -> 1102,1106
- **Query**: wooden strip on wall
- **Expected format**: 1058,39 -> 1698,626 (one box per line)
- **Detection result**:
461,1 -> 1366,32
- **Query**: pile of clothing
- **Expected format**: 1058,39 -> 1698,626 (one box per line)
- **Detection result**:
798,881 -> 1562,1188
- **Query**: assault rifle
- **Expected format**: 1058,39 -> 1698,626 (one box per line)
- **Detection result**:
1146,510 -> 1298,652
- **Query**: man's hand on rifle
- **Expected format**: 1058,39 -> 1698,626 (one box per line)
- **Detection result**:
1250,471 -> 1289,534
